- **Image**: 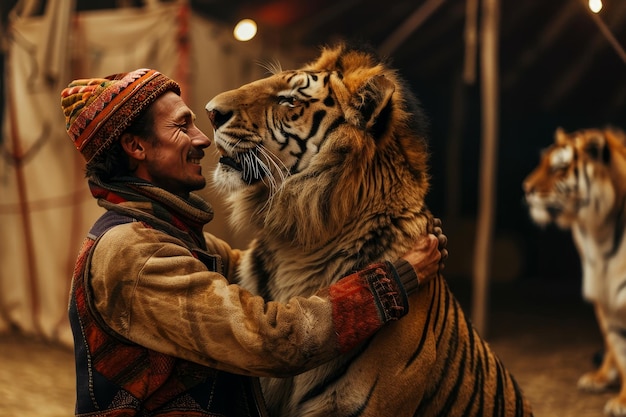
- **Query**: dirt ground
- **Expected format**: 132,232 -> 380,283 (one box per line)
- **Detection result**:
0,279 -> 614,417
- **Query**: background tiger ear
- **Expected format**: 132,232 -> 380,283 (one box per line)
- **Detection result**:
606,126 -> 626,146
584,132 -> 610,164
354,74 -> 395,136
555,127 -> 567,145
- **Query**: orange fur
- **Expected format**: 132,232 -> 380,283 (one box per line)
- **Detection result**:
208,42 -> 533,417
524,127 -> 626,416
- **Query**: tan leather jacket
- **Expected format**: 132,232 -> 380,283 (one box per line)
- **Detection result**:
87,179 -> 415,379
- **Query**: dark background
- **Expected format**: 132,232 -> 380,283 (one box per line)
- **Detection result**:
193,0 -> 625,288
2,0 -> 624,288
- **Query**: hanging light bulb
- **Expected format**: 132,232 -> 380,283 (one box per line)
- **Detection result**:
234,19 -> 257,41
589,0 -> 603,13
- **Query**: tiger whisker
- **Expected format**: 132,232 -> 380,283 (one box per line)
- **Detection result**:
256,58 -> 283,76
253,145 -> 290,216
258,145 -> 289,185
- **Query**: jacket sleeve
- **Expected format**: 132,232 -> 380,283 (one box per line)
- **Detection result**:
202,231 -> 244,281
89,222 -> 417,377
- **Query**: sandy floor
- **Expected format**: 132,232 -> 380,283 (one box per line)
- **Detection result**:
488,305 -> 612,417
0,332 -> 76,417
0,279 -> 614,417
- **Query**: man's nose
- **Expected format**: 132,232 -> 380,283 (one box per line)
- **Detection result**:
191,125 -> 211,147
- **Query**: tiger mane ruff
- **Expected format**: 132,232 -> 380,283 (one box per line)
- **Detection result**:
208,42 -> 533,417
524,127 -> 626,416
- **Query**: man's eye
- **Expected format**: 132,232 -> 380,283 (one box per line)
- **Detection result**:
278,96 -> 299,108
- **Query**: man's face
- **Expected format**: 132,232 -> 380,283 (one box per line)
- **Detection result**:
134,92 -> 211,197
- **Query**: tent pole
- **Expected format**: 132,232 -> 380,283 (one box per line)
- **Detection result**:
472,0 -> 499,336
378,0 -> 445,57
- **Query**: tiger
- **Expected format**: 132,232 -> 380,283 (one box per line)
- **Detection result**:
206,42 -> 533,417
523,126 -> 626,416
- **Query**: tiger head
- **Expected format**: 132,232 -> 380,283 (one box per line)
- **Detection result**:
206,43 -> 431,246
523,127 -> 626,229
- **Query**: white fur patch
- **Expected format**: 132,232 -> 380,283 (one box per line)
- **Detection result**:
549,146 -> 573,169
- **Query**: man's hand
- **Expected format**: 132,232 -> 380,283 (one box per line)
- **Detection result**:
401,218 -> 448,285
431,217 -> 448,272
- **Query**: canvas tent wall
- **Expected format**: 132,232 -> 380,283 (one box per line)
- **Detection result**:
0,0 -> 299,346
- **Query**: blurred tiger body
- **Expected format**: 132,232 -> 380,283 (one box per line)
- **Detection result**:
524,127 -> 626,416
207,43 -> 532,417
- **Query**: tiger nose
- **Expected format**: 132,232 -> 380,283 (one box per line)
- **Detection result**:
205,107 -> 233,130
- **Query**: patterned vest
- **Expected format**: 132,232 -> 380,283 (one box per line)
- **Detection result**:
68,211 -> 268,416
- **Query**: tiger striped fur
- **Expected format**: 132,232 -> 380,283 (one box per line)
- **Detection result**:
207,42 -> 533,417
524,126 -> 626,417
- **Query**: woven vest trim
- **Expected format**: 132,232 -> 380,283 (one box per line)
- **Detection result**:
68,210 -> 268,416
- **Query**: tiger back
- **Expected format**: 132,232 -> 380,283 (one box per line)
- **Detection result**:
523,127 -> 626,416
207,42 -> 533,417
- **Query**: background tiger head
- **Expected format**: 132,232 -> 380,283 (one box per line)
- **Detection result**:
206,42 -> 432,246
523,127 -> 626,230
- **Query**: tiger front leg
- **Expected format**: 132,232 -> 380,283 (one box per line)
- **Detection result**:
578,349 -> 619,392
578,303 -> 620,392
603,322 -> 626,416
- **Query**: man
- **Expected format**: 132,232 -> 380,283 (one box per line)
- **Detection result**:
61,68 -> 446,416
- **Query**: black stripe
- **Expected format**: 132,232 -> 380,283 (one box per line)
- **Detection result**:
492,359 -> 506,417
416,293 -> 462,414
298,342 -> 370,405
345,378 -> 378,417
467,342 -> 487,417
608,325 -> 626,339
307,110 -> 326,139
465,309 -> 477,371
405,278 -> 438,369
435,284 -> 452,348
458,312 -> 483,416
248,247 -> 272,300
481,332 -> 492,378
609,195 -> 626,257
440,339 -> 468,414
513,376 -> 528,417
616,279 -> 626,297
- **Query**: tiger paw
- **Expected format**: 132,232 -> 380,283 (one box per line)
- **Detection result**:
578,370 -> 619,392
604,396 -> 626,416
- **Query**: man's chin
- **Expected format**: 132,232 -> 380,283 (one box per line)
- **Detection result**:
185,177 -> 207,193
193,177 -> 206,191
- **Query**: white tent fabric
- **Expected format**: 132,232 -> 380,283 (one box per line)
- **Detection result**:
0,0 -> 299,347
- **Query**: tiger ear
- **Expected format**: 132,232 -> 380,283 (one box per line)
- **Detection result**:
585,132 -> 610,164
354,75 -> 395,135
554,127 -> 567,145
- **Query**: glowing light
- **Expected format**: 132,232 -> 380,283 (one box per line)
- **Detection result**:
234,19 -> 257,41
589,0 -> 603,13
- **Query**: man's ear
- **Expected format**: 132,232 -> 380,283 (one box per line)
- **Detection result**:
120,133 -> 146,160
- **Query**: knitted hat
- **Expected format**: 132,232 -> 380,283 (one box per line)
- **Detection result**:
61,68 -> 181,162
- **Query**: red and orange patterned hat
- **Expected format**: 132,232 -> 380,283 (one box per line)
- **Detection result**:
61,68 -> 180,162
